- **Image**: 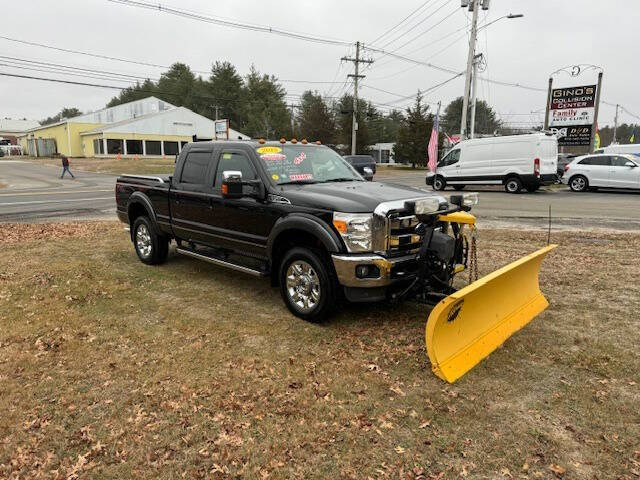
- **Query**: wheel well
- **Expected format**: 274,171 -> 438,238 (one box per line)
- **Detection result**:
270,229 -> 328,286
128,202 -> 148,225
503,174 -> 521,185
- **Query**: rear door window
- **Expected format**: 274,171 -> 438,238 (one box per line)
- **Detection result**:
579,156 -> 610,166
180,151 -> 212,184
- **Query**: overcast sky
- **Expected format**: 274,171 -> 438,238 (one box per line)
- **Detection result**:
1,0 -> 638,130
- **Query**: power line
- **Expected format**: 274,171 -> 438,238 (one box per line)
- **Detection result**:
368,0 -> 437,46
0,35 -> 346,86
107,0 -> 353,47
381,5 -> 460,58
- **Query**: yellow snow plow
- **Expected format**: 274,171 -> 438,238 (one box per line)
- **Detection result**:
424,211 -> 557,383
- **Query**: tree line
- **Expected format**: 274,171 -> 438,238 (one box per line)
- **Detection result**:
50,60 -> 634,165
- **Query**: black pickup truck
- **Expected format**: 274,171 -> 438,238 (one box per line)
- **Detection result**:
116,140 -> 477,321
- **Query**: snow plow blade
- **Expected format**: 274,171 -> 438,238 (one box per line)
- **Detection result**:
426,244 -> 557,383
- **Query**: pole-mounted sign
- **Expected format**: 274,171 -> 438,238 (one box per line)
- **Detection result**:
214,119 -> 229,140
544,65 -> 603,151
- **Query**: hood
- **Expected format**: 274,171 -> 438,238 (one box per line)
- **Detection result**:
277,180 -> 441,212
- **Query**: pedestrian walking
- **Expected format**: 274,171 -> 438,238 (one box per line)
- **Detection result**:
60,155 -> 75,179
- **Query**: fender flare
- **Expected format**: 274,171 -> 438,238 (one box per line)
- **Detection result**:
127,192 -> 159,239
267,213 -> 343,259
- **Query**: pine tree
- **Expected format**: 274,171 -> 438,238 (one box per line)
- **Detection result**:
393,92 -> 432,167
296,91 -> 336,144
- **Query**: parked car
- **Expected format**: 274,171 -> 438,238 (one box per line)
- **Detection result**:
426,133 -> 558,193
343,154 -> 376,181
562,153 -> 640,191
115,140 -> 481,322
593,144 -> 640,157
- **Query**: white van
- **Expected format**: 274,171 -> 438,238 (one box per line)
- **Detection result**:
426,133 -> 558,193
594,144 -> 640,156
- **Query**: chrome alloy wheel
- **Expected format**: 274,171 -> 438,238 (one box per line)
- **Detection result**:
286,260 -> 321,313
135,223 -> 152,258
570,176 -> 587,191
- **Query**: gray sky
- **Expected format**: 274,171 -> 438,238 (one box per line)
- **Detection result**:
1,0 -> 638,130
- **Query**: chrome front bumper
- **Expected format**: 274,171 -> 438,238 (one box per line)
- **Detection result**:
331,253 -> 416,288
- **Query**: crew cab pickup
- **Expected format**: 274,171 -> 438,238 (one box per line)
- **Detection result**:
116,140 -> 478,321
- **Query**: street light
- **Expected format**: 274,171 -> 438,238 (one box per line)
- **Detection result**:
461,9 -> 524,139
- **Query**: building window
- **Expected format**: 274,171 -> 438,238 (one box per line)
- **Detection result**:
93,139 -> 104,155
381,150 -> 390,163
126,139 -> 143,155
163,141 -> 179,155
107,139 -> 124,155
146,140 -> 161,155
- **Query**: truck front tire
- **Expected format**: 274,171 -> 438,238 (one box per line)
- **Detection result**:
279,247 -> 338,322
132,216 -> 169,265
433,176 -> 446,191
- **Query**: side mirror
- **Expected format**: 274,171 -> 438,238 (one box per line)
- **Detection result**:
221,170 -> 243,198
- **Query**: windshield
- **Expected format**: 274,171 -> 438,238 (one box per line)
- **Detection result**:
256,145 -> 363,184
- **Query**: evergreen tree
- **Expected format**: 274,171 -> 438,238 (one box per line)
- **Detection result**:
207,61 -> 245,129
41,107 -> 83,125
393,92 -> 432,167
441,96 -> 501,135
106,79 -> 157,108
241,66 -> 290,139
335,94 -> 372,154
368,109 -> 404,144
296,91 -> 336,144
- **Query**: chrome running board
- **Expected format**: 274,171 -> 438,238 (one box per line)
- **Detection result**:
176,248 -> 266,277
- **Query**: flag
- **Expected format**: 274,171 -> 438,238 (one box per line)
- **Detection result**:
630,129 -> 637,143
594,124 -> 600,150
427,113 -> 439,172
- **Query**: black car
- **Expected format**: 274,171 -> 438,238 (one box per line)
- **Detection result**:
116,140 -> 475,321
343,154 -> 376,181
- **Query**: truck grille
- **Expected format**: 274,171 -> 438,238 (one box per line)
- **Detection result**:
388,215 -> 422,253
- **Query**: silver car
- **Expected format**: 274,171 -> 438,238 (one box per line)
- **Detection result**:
562,153 -> 640,191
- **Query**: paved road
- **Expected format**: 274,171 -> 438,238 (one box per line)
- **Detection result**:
0,160 -> 117,222
375,169 -> 640,231
1,161 -> 639,231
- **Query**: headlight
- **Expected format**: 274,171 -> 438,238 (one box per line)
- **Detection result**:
462,192 -> 479,207
333,212 -> 373,252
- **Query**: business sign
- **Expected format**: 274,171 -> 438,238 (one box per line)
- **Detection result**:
214,119 -> 229,140
548,84 -> 598,146
550,125 -> 593,146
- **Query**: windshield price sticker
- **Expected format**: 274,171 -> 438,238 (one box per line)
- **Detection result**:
294,152 -> 306,165
256,146 -> 282,154
289,173 -> 313,181
260,153 -> 286,162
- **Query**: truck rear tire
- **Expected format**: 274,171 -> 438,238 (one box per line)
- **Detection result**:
132,216 -> 169,265
504,177 -> 523,194
279,247 -> 337,322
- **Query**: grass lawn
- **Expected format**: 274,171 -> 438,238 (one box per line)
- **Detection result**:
21,157 -> 176,175
0,223 -> 638,479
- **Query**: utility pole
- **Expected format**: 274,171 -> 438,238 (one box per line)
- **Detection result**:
589,71 -> 604,153
211,105 -> 219,121
469,53 -> 483,139
460,0 -> 480,139
342,41 -> 374,155
613,103 -> 620,144
289,103 -> 299,137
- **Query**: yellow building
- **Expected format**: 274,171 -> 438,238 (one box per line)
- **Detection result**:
19,97 -> 248,157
